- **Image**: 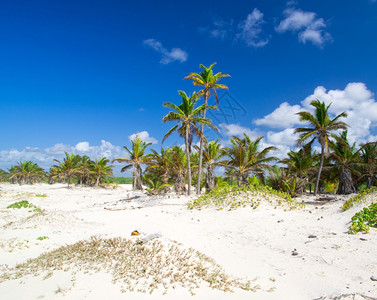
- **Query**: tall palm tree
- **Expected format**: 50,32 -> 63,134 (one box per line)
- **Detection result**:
113,135 -> 151,191
223,134 -> 277,186
185,63 -> 230,194
194,139 -> 224,192
295,100 -> 348,196
77,155 -> 91,186
9,161 -> 45,185
162,90 -> 218,196
166,146 -> 187,195
53,152 -> 81,187
90,157 -> 114,187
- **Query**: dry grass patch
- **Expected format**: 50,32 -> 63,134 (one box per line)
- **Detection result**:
0,236 -> 261,295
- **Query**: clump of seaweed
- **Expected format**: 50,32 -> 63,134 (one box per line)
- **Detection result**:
0,236 -> 262,295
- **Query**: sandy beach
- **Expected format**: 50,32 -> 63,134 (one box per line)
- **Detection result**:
0,183 -> 376,300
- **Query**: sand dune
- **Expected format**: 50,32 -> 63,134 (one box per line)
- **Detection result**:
0,183 -> 376,299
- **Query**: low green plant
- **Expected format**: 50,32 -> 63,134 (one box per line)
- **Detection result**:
37,236 -> 49,241
349,202 -> 377,234
6,200 -> 41,212
341,187 -> 377,211
187,184 -> 302,210
35,193 -> 47,197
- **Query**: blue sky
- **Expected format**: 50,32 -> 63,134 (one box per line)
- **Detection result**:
1,0 -> 377,175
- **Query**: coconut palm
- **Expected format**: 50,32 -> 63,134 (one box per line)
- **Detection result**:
162,90 -> 218,196
185,63 -> 230,194
113,135 -> 151,191
280,142 -> 317,194
9,161 -> 45,185
166,146 -> 187,194
77,155 -> 91,186
329,131 -> 360,194
53,152 -> 81,188
223,134 -> 277,186
90,157 -> 114,187
295,100 -> 348,196
359,142 -> 377,188
194,139 -> 224,192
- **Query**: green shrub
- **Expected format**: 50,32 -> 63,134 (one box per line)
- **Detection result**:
187,184 -> 302,210
7,200 -> 41,212
37,236 -> 49,241
349,203 -> 377,234
341,187 -> 377,211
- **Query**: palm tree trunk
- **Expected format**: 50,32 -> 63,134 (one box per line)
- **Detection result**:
314,144 -> 325,196
205,166 -> 215,192
132,167 -> 138,191
196,94 -> 209,195
95,175 -> 100,187
337,167 -> 356,195
186,128 -> 192,196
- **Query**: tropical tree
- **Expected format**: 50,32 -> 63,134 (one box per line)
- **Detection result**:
329,131 -> 360,194
223,134 -> 277,186
161,90 -> 218,195
90,157 -> 114,187
112,135 -> 151,191
195,139 -> 224,192
9,161 -> 45,185
359,142 -> 377,188
184,63 -> 230,194
53,152 -> 81,187
280,142 -> 317,194
77,155 -> 91,186
295,100 -> 348,196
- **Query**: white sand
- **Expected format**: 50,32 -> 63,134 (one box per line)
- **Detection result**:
0,183 -> 376,300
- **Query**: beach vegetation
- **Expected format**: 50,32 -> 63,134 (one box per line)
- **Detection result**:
349,202 -> 377,234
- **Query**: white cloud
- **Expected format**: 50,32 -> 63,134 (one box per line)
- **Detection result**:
219,123 -> 260,139
301,82 -> 377,144
237,8 -> 270,47
266,128 -> 297,146
0,140 -> 129,175
255,82 -> 377,147
253,102 -> 302,128
275,7 -> 331,46
201,9 -> 269,48
128,131 -> 158,145
75,141 -> 90,152
143,39 -> 188,64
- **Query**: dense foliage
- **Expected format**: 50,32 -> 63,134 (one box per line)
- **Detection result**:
349,203 -> 377,234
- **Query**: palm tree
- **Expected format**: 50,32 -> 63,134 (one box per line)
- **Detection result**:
185,63 -> 230,194
329,131 -> 359,194
280,142 -> 317,194
295,100 -> 348,196
113,135 -> 151,191
223,134 -> 277,186
359,142 -> 377,188
53,152 -> 81,187
77,155 -> 91,186
90,157 -> 114,187
195,139 -> 224,192
9,161 -> 45,185
162,90 -> 218,196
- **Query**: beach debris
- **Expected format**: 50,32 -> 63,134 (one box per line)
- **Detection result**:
370,275 -> 377,281
277,219 -> 284,223
360,238 -> 367,241
291,249 -> 298,256
308,234 -> 317,238
131,230 -> 140,236
138,232 -> 162,244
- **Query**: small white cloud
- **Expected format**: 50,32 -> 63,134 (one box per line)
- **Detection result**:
275,7 -> 331,46
128,131 -> 158,145
143,39 -> 188,64
254,102 -> 302,128
219,123 -> 260,139
266,128 -> 297,146
75,141 -> 90,152
237,8 -> 270,47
